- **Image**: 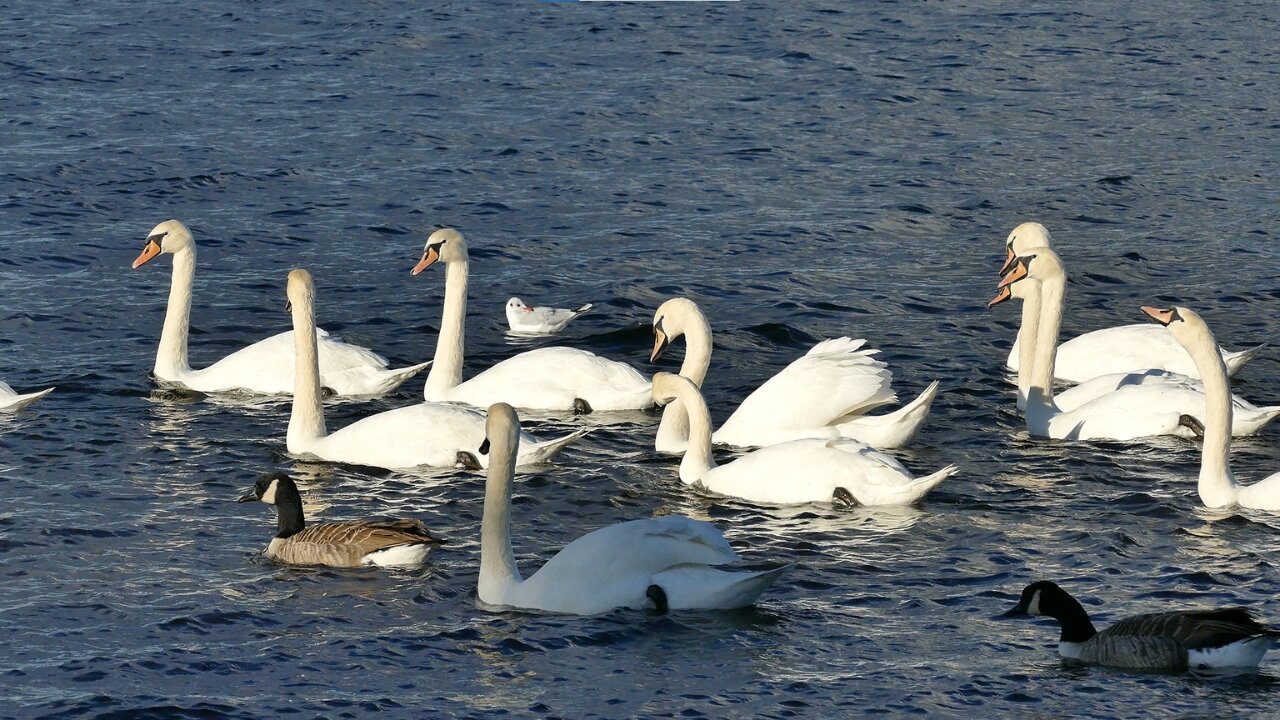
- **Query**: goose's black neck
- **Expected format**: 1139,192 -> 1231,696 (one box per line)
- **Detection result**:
1049,592 -> 1099,643
274,478 -> 305,539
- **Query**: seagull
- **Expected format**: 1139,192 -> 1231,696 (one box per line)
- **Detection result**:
505,297 -> 593,335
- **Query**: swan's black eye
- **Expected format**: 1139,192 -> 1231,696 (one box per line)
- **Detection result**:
1170,308 -> 1184,324
146,231 -> 168,249
653,316 -> 665,333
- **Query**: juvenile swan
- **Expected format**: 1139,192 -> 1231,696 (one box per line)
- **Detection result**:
477,402 -> 788,614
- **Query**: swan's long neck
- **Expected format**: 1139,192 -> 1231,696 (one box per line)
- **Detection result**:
1015,282 -> 1042,409
287,295 -> 327,449
426,259 -> 469,401
669,379 -> 716,484
655,313 -> 713,447
479,425 -> 523,600
1027,273 -> 1064,416
154,247 -> 195,377
1183,322 -> 1237,506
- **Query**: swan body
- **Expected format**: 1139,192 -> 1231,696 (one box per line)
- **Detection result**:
0,381 -> 53,411
412,229 -> 651,412
239,473 -> 444,567
478,402 -> 787,614
286,269 -> 584,470
991,250 -> 1280,441
1006,580 -> 1279,672
651,298 -> 938,452
653,373 -> 956,506
1144,305 -> 1280,511
999,222 -> 1262,382
134,220 -> 429,396
506,297 -> 593,335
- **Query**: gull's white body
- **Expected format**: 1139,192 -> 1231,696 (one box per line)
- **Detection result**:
134,220 -> 428,396
505,297 -> 592,335
651,298 -> 938,452
286,270 -> 583,470
653,373 -> 956,506
478,403 -> 787,614
414,230 -> 651,412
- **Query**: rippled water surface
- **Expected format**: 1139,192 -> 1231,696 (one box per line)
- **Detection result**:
4,1 -> 1280,717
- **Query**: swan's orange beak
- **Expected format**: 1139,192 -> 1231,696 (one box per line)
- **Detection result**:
132,239 -> 162,269
998,246 -> 1016,276
996,260 -> 1029,290
650,329 -> 670,363
411,246 -> 440,276
1141,306 -> 1176,326
988,285 -> 1012,308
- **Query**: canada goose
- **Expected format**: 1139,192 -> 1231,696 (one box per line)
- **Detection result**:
1005,580 -> 1279,671
238,473 -> 444,567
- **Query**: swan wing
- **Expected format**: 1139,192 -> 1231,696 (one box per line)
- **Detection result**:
304,402 -> 487,469
186,328 -> 410,395
714,338 -> 895,446
452,347 -> 651,411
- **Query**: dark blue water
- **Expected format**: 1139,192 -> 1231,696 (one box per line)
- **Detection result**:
4,1 -> 1280,717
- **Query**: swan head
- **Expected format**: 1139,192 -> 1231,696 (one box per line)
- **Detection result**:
483,402 -> 521,471
651,298 -> 704,363
132,219 -> 194,269
989,247 -> 1064,308
411,228 -> 468,275
285,268 -> 315,312
238,472 -> 294,505
650,371 -> 694,406
507,298 -> 532,313
1142,305 -> 1203,341
1000,222 -> 1053,276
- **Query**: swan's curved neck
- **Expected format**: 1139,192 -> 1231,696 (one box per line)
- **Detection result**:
655,311 -> 713,448
668,379 -> 716,483
1028,273 -> 1064,415
479,428 -> 523,601
288,296 -> 327,449
426,260 -> 469,400
1015,283 -> 1042,409
155,247 -> 196,377
1183,322 -> 1236,506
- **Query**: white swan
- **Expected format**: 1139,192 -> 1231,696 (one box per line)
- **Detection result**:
505,297 -> 593,335
651,373 -> 957,506
411,229 -> 651,412
477,402 -> 788,614
998,222 -> 1263,382
133,220 -> 429,396
650,298 -> 938,452
1143,305 -> 1280,511
286,269 -> 584,470
0,381 -> 53,412
990,250 -> 1280,440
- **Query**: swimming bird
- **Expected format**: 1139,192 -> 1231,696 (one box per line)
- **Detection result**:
651,372 -> 956,506
990,250 -> 1280,440
0,381 -> 53,412
1005,580 -> 1279,672
997,222 -> 1263,382
133,219 -> 429,396
505,297 -> 593,335
411,229 -> 650,412
238,473 -> 444,567
1143,304 -> 1280,510
477,402 -> 788,614
650,297 -> 938,451
285,269 -> 584,470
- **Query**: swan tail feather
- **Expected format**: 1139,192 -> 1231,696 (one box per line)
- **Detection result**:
573,303 -> 594,316
370,360 -> 433,395
655,562 -> 792,610
0,386 -> 54,411
832,380 -> 940,449
1224,343 -> 1267,377
517,428 -> 589,466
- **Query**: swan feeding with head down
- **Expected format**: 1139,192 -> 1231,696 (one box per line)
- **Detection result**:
410,228 -> 651,413
132,219 -> 429,396
650,297 -> 939,452
476,401 -> 788,614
